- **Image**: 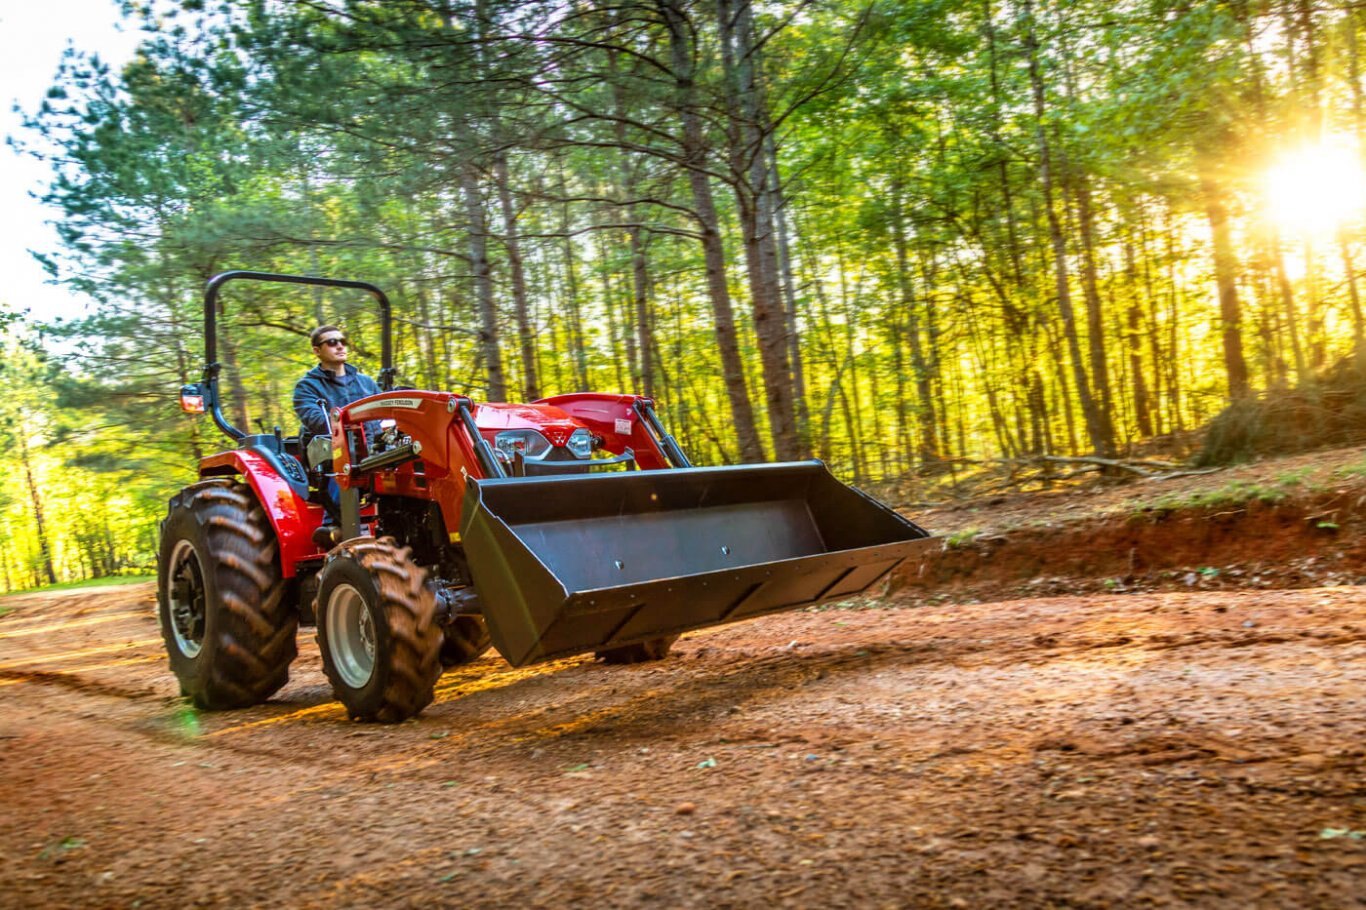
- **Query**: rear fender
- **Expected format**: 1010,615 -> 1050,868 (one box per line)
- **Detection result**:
199,449 -> 326,576
533,393 -> 671,469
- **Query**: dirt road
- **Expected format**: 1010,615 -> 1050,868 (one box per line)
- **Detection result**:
2,575 -> 1363,908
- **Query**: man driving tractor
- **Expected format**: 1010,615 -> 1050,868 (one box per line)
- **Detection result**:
292,325 -> 380,440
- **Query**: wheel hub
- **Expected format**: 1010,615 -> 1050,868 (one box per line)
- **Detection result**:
326,583 -> 377,689
167,540 -> 206,658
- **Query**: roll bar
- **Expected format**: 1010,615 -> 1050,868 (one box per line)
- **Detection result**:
199,270 -> 394,441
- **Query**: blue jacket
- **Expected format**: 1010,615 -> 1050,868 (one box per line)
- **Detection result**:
293,363 -> 381,439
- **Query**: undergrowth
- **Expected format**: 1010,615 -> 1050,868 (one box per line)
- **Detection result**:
944,528 -> 982,548
1137,470 -> 1314,515
1200,357 -> 1366,465
1332,454 -> 1366,479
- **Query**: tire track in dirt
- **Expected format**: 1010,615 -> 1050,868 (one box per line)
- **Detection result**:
0,611 -> 151,638
0,661 -> 163,700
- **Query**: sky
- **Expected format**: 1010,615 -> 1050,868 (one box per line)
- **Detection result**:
0,0 -> 142,326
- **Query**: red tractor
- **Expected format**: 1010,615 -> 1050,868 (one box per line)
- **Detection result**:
159,271 -> 929,722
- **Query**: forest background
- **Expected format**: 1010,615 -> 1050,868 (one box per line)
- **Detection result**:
2,0 -> 1363,592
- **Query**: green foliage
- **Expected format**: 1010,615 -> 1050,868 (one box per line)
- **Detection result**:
1319,828 -> 1366,840
0,321 -> 165,591
8,0 -> 1366,589
944,528 -> 982,549
1332,455 -> 1366,479
36,836 -> 87,861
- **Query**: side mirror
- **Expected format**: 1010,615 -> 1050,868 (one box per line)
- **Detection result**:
179,383 -> 206,415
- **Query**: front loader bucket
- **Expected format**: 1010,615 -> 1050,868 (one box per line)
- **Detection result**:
461,461 -> 930,667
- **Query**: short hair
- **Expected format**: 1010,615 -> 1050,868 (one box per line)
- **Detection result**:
310,325 -> 343,347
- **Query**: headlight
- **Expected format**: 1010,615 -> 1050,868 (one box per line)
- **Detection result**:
494,429 -> 551,461
566,428 -> 594,459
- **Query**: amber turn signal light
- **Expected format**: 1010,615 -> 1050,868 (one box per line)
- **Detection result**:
179,385 -> 206,414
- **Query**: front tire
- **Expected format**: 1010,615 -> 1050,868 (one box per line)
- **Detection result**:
315,538 -> 443,722
156,480 -> 298,709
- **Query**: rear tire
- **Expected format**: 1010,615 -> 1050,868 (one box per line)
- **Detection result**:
156,480 -> 298,709
440,615 -> 492,667
595,635 -> 678,665
315,538 -> 443,722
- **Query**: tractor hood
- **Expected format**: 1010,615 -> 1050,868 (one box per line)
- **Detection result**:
472,402 -> 581,436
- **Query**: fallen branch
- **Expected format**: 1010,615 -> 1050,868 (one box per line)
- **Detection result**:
1031,455 -> 1180,477
1148,467 -> 1223,481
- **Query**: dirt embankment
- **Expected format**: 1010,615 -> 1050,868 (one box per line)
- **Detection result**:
1,448 -> 1364,908
893,446 -> 1366,604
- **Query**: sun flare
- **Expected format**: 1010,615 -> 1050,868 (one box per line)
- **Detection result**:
1263,139 -> 1366,236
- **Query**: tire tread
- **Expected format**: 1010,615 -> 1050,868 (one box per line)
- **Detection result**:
159,479 -> 298,709
316,537 -> 442,723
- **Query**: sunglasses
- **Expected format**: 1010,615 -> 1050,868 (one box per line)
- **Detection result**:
316,337 -> 348,348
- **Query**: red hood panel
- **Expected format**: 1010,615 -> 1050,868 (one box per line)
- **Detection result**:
473,402 -> 581,438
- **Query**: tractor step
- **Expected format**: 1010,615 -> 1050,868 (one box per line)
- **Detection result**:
460,461 -> 930,667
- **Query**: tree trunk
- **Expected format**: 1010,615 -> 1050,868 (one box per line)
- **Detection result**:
769,139 -> 808,445
301,163 -> 327,324
410,271 -> 442,390
833,236 -> 868,478
494,152 -> 540,400
1295,0 -> 1323,139
659,0 -> 764,462
18,430 -> 57,586
0,532 -> 12,593
1268,226 -> 1307,386
627,212 -> 653,397
596,230 -> 630,393
1071,172 -> 1117,452
1022,0 -> 1109,456
715,0 -> 800,460
1347,7 -> 1366,151
890,176 -> 941,465
1123,241 -> 1154,437
220,332 -> 252,434
983,0 -> 1025,287
460,161 -> 507,400
103,514 -> 117,577
1340,230 -> 1366,364
1135,203 -> 1168,434
1162,203 -> 1186,432
608,46 -> 656,398
554,158 -> 591,392
1305,237 -> 1325,371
